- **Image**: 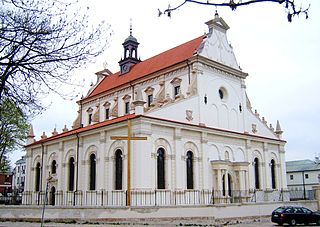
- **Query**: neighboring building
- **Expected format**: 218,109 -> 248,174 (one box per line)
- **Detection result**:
12,156 -> 26,193
0,173 -> 12,196
286,158 -> 320,199
24,14 -> 288,207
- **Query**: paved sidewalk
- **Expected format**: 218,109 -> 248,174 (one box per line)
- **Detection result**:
0,221 -> 275,227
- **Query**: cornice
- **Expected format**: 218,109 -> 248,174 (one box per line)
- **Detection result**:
189,55 -> 248,80
140,115 -> 286,146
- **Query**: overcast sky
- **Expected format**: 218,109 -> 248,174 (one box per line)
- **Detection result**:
11,0 -> 320,164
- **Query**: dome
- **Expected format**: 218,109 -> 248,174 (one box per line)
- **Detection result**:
125,34 -> 138,43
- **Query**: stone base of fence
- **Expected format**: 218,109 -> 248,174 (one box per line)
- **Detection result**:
0,200 -> 318,225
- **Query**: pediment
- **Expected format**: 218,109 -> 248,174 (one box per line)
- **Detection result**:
122,94 -> 131,101
170,77 -> 182,86
103,101 -> 111,108
144,86 -> 154,95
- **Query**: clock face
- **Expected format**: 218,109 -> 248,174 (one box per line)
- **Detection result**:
122,64 -> 129,73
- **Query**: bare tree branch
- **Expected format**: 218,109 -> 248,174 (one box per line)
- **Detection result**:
0,0 -> 112,117
158,0 -> 310,22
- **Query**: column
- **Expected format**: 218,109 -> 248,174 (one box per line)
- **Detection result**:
216,169 -> 222,192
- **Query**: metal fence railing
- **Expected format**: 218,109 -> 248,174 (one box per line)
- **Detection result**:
0,188 -> 314,206
19,188 -> 296,207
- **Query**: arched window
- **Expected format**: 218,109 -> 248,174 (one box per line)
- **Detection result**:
89,154 -> 96,190
68,157 -> 75,191
157,148 -> 165,189
186,151 -> 194,189
115,149 -> 123,190
125,48 -> 129,58
254,157 -> 260,189
51,160 -> 57,174
227,173 -> 232,196
50,186 -> 56,206
271,159 -> 276,189
225,151 -> 230,160
131,49 -> 136,58
35,162 -> 41,192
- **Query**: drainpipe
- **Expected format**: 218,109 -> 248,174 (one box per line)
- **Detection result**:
187,60 -> 191,85
302,171 -> 306,200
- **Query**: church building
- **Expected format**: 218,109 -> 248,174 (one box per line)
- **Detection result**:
23,14 -> 288,207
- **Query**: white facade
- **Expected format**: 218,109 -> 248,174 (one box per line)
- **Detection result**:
24,15 -> 288,206
12,156 -> 26,193
286,159 -> 320,199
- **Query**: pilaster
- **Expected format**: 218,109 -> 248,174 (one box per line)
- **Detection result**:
25,152 -> 33,192
41,145 -> 48,192
77,136 -> 84,191
98,131 -> 106,189
263,142 -> 270,190
200,132 -> 208,189
58,141 -> 64,191
279,145 -> 287,189
174,127 -> 182,190
246,139 -> 254,189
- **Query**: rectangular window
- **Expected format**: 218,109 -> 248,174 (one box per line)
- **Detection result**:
147,94 -> 153,107
290,175 -> 293,180
174,86 -> 180,96
88,113 -> 92,124
105,108 -> 109,120
125,102 -> 130,114
305,174 -> 309,179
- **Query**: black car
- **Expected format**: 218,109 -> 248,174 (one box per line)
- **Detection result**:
271,206 -> 320,226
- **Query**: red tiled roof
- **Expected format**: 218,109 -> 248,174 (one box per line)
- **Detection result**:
87,36 -> 204,99
26,114 -> 136,147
